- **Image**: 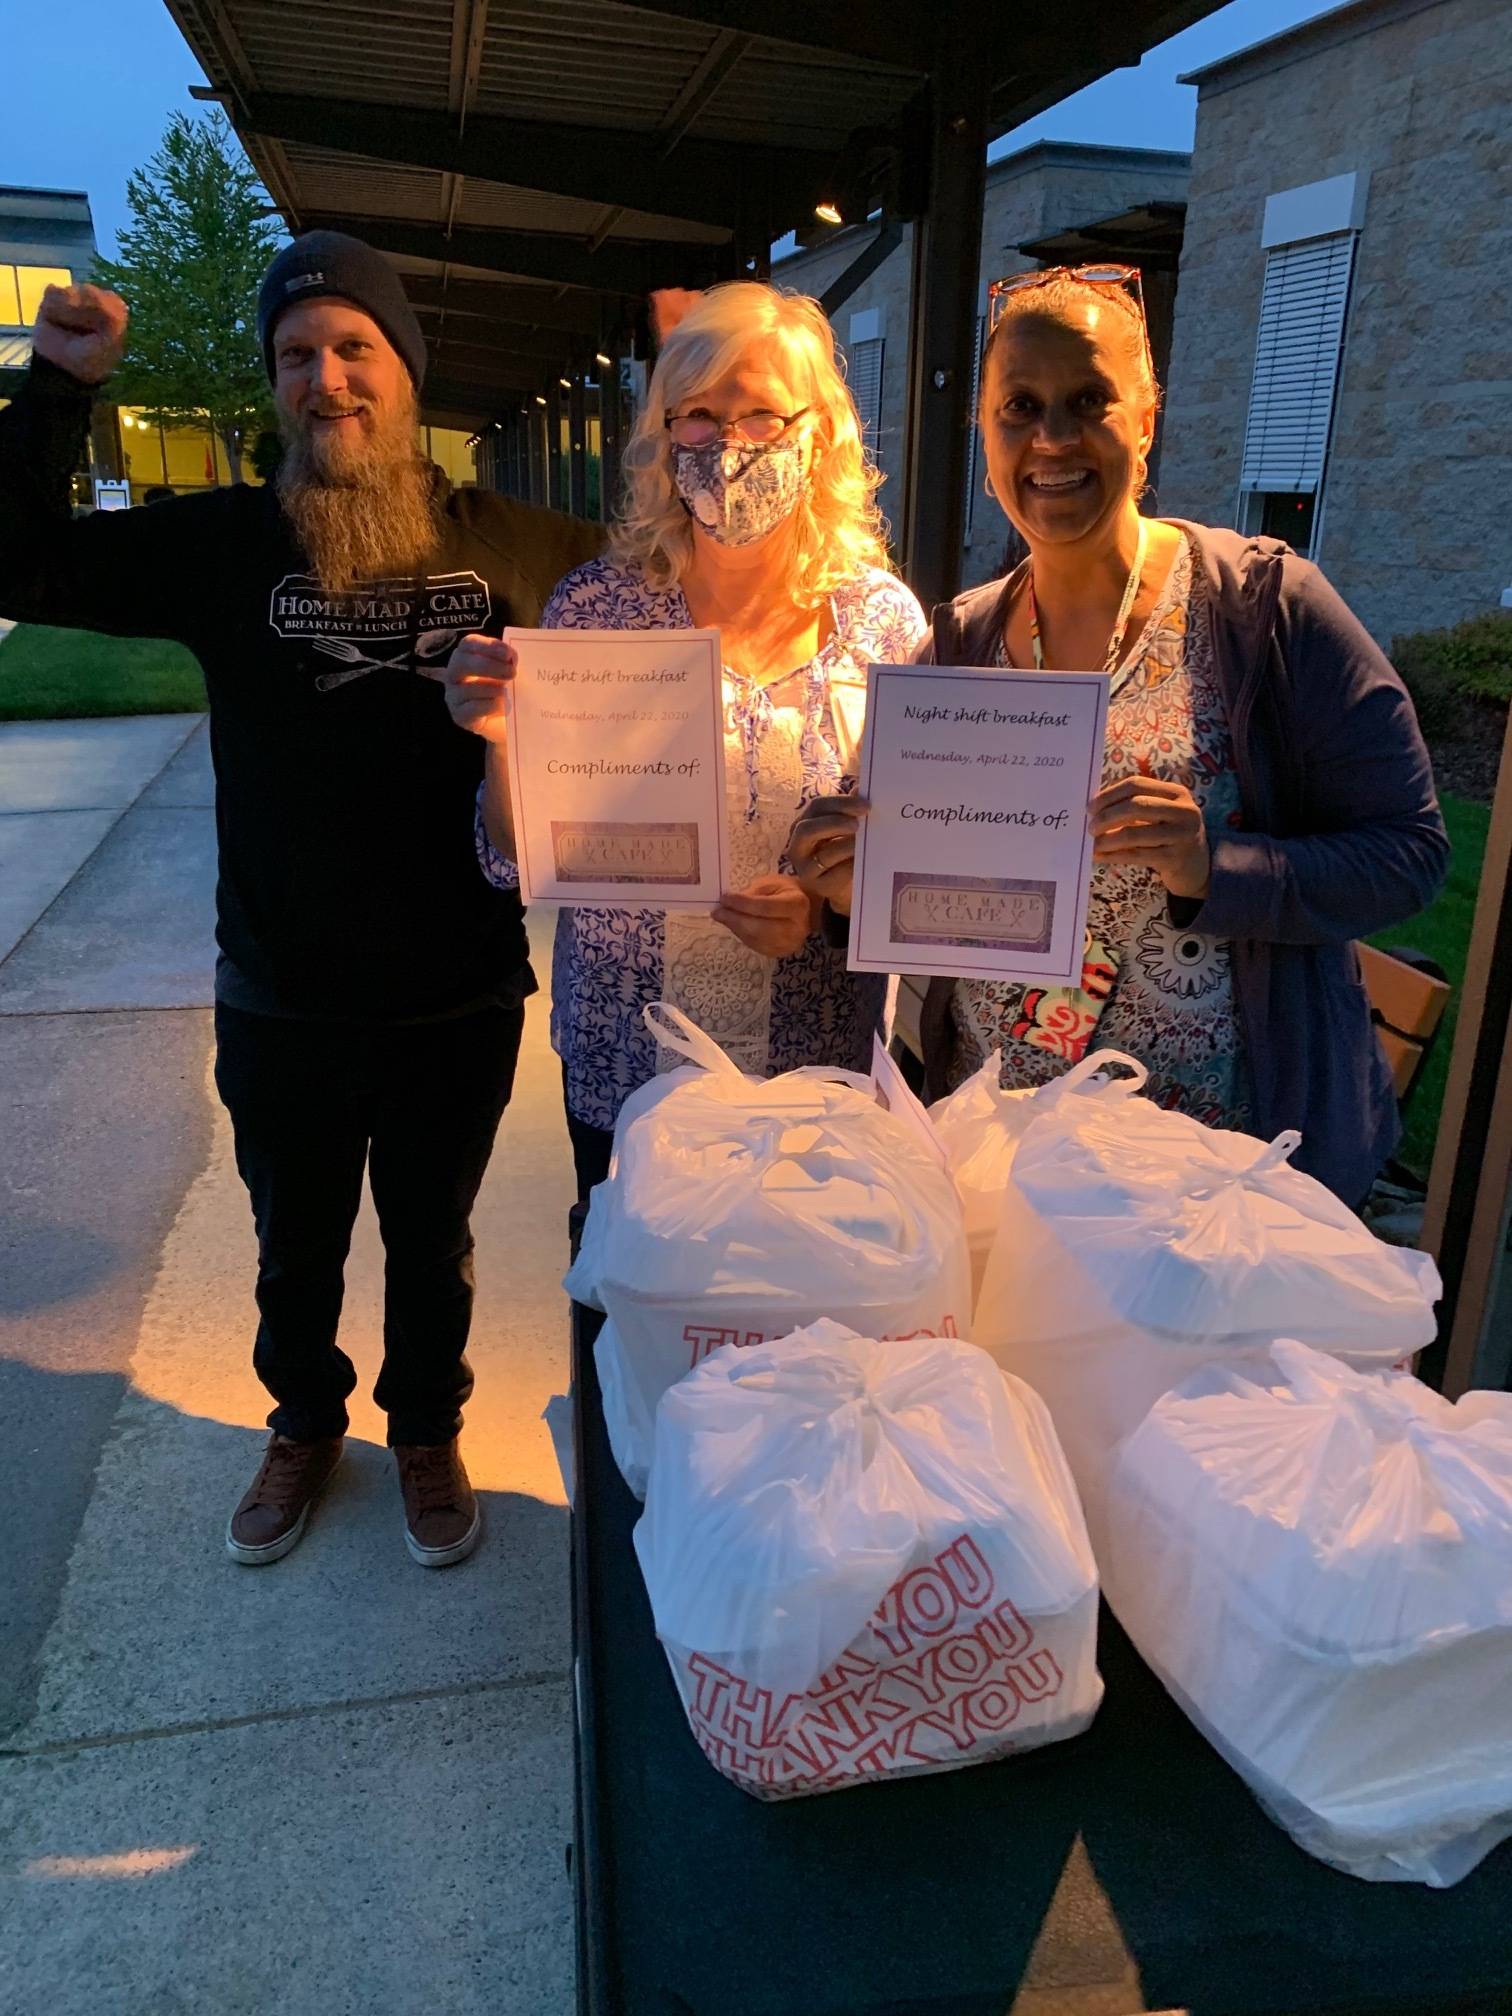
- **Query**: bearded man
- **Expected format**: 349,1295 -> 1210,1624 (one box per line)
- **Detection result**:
0,233 -> 602,1568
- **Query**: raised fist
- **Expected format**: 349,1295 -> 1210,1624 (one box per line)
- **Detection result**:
31,284 -> 128,387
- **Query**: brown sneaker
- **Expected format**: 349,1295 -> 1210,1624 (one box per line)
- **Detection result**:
395,1439 -> 481,1568
226,1434 -> 343,1565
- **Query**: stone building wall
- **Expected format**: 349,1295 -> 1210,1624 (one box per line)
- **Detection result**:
1159,0 -> 1512,645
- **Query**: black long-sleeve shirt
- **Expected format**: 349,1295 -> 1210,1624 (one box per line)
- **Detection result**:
0,359 -> 603,1020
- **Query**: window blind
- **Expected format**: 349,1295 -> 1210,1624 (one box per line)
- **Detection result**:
848,336 -> 885,452
1239,232 -> 1357,493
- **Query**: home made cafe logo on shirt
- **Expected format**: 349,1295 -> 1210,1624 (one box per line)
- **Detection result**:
268,572 -> 494,691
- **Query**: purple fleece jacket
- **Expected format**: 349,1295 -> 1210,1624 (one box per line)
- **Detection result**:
914,520 -> 1450,1205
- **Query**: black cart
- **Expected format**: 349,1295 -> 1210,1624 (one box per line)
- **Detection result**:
568,1294 -> 1512,2016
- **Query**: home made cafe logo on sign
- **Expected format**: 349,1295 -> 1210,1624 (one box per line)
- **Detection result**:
891,872 -> 1056,955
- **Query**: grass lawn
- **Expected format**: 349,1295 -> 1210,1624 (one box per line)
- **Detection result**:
0,623 -> 205,720
1370,789 -> 1491,1177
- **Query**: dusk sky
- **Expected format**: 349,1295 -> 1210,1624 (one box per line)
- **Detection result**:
4,0 -> 1341,258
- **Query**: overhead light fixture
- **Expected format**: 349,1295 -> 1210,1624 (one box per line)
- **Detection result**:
535,395 -> 547,406
595,351 -> 612,368
814,200 -> 844,226
559,376 -> 572,389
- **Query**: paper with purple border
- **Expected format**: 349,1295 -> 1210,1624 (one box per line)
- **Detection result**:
503,626 -> 728,907
847,663 -> 1109,985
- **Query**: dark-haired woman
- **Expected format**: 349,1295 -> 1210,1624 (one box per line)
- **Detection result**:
791,267 -> 1447,1205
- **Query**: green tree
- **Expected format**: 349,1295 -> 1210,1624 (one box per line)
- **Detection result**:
94,111 -> 283,485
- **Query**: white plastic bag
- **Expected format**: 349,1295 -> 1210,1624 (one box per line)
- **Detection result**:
635,1319 -> 1102,1800
928,1049 -> 1148,1308
573,1006 -> 970,1497
974,1098 -> 1441,1544
1106,1340 -> 1512,1886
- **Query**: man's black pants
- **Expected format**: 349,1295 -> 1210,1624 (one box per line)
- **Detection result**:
214,1001 -> 525,1447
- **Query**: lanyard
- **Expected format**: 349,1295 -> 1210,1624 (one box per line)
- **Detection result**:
1025,515 -> 1149,674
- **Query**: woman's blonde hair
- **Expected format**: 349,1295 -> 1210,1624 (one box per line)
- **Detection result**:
610,281 -> 892,609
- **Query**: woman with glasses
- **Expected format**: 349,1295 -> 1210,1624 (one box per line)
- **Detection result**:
441,281 -> 924,1197
792,265 -> 1447,1206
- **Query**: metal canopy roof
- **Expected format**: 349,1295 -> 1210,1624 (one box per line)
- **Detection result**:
1021,200 -> 1190,275
162,0 -> 1223,425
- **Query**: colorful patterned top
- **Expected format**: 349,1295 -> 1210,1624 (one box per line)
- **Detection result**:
950,536 -> 1252,1129
477,555 -> 927,1131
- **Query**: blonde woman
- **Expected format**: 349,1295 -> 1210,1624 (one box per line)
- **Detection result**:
438,282 -> 925,1195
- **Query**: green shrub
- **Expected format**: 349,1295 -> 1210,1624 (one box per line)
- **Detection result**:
1392,610 -> 1512,731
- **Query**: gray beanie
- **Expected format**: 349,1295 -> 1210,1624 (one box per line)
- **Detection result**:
258,231 -> 427,389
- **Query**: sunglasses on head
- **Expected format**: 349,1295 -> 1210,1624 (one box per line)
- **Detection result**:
988,264 -> 1154,379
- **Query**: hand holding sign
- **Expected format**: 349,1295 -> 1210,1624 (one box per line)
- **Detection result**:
713,874 -> 813,959
428,633 -> 516,746
1091,775 -> 1210,899
789,793 -> 867,915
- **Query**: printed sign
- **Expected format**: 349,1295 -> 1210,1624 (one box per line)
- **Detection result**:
504,626 -> 728,907
848,664 -> 1109,986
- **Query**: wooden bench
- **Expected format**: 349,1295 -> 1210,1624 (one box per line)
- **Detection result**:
1359,942 -> 1452,1108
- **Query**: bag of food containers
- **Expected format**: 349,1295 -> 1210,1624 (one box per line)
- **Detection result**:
1106,1339 -> 1512,1886
973,1098 -> 1440,1544
928,1048 -> 1148,1308
635,1319 -> 1102,1800
566,1006 -> 970,1496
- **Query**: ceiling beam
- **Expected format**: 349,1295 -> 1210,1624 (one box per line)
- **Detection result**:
300,214 -> 722,295
426,334 -> 580,379
988,1 -> 1226,129
241,92 -> 819,233
400,276 -> 613,334
421,354 -> 545,386
422,375 -> 544,418
620,0 -> 930,72
416,314 -> 587,364
656,27 -> 752,158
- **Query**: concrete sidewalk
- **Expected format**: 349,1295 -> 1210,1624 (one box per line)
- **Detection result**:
0,717 -> 579,2012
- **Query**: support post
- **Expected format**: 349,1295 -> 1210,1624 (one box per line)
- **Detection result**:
1421,707 -> 1512,1394
527,403 -> 546,505
898,17 -> 991,612
499,415 -> 520,493
547,385 -> 566,512
510,413 -> 526,498
569,370 -> 589,519
598,344 -> 624,525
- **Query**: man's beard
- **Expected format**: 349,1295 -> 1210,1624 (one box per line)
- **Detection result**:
277,393 -> 440,592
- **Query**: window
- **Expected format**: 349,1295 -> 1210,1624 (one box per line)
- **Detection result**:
847,337 -> 885,453
1238,231 -> 1357,502
0,265 -> 73,328
1258,490 -> 1316,551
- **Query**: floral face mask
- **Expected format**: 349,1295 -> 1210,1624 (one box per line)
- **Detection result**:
670,434 -> 806,548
